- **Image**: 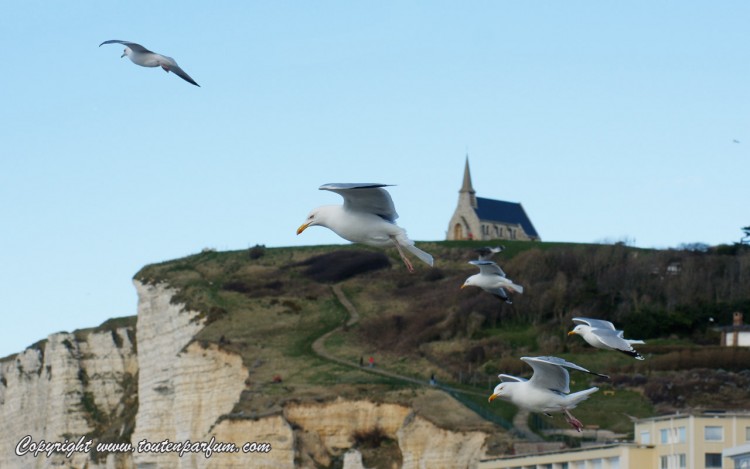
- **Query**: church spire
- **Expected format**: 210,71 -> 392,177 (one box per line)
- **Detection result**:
460,155 -> 477,208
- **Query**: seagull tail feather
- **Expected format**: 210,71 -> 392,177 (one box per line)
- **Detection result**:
566,387 -> 599,408
626,339 -> 645,345
508,282 -> 524,294
403,243 -> 434,267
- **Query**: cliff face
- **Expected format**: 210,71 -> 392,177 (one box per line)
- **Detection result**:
0,280 -> 493,469
0,324 -> 136,468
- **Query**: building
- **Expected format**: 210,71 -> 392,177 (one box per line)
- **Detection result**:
447,158 -> 540,242
479,411 -> 750,469
720,312 -> 750,347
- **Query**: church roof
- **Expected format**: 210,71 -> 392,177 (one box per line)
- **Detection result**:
474,197 -> 539,239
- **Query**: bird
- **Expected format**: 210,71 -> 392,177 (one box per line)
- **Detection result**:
99,40 -> 200,87
568,317 -> 645,360
297,183 -> 433,272
488,356 -> 608,432
461,259 -> 522,304
475,246 -> 505,261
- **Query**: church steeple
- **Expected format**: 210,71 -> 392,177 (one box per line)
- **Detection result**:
460,155 -> 477,208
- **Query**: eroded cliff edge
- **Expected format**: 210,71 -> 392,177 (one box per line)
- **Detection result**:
0,280 -> 501,468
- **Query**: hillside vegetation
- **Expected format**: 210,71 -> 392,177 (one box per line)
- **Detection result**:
134,240 -> 750,438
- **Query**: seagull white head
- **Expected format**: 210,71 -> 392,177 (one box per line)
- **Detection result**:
120,46 -> 132,58
297,207 -> 333,235
488,382 -> 509,402
460,276 -> 478,289
568,324 -> 590,337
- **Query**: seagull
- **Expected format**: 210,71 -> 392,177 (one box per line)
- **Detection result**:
568,317 -> 645,360
461,260 -> 522,304
99,40 -> 200,87
297,183 -> 433,272
488,356 -> 607,432
475,246 -> 505,261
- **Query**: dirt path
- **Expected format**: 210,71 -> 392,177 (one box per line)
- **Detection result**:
311,284 -> 541,441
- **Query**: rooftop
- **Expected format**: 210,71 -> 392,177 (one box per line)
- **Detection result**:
474,197 -> 539,239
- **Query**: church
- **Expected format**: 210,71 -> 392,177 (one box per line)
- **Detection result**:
447,159 -> 540,242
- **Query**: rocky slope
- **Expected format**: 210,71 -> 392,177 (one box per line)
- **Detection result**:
0,278 -> 499,468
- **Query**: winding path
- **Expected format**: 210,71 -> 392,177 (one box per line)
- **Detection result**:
311,284 -> 542,441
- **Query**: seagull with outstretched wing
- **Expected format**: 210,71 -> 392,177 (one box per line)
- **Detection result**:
100,40 -> 200,87
568,317 -> 645,360
297,183 -> 433,272
488,356 -> 607,432
461,259 -> 522,304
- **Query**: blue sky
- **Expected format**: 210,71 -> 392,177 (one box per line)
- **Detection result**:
1,2 -> 748,357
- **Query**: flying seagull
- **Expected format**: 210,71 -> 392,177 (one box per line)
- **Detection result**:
488,356 -> 607,432
475,246 -> 505,261
297,183 -> 433,272
99,40 -> 200,87
568,317 -> 645,360
461,259 -> 522,304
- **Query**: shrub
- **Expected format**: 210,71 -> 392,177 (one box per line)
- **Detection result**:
248,244 -> 266,259
295,250 -> 391,283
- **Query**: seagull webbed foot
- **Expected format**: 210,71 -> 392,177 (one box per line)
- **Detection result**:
564,409 -> 584,432
391,237 -> 415,273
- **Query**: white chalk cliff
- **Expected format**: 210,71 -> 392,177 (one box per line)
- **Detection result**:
0,280 -> 494,468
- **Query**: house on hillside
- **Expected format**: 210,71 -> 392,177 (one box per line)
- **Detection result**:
446,158 -> 540,241
479,411 -> 750,469
720,312 -> 750,347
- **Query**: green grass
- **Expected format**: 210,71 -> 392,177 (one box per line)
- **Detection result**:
127,240 -> 747,437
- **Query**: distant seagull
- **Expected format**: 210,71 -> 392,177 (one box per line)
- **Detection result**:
568,317 -> 645,360
488,356 -> 607,432
475,246 -> 505,261
461,259 -> 522,304
733,139 -> 741,144
99,40 -> 200,87
297,183 -> 434,272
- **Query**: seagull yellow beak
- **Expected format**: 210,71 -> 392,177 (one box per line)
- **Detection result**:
296,222 -> 311,235
460,284 -> 467,289
567,331 -> 577,336
488,393 -> 499,403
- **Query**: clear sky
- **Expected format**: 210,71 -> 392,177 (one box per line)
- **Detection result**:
1,2 -> 748,357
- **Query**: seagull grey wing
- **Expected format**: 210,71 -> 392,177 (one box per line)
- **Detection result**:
476,246 -> 504,260
168,64 -> 200,87
469,260 -> 506,277
593,329 -> 633,351
522,356 -> 571,393
498,374 -> 526,383
320,183 -> 398,221
528,356 -> 609,381
573,317 -> 616,331
488,287 -> 510,302
99,40 -> 152,54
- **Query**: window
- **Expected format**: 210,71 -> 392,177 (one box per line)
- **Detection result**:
661,428 -> 670,443
608,457 -> 620,469
705,452 -> 722,468
705,426 -> 723,441
661,455 -> 669,469
679,453 -> 686,469
746,426 -> 750,441
640,431 -> 651,444
591,459 -> 602,469
678,426 -> 686,443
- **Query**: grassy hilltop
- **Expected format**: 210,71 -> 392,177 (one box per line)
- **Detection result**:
134,240 -> 750,440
